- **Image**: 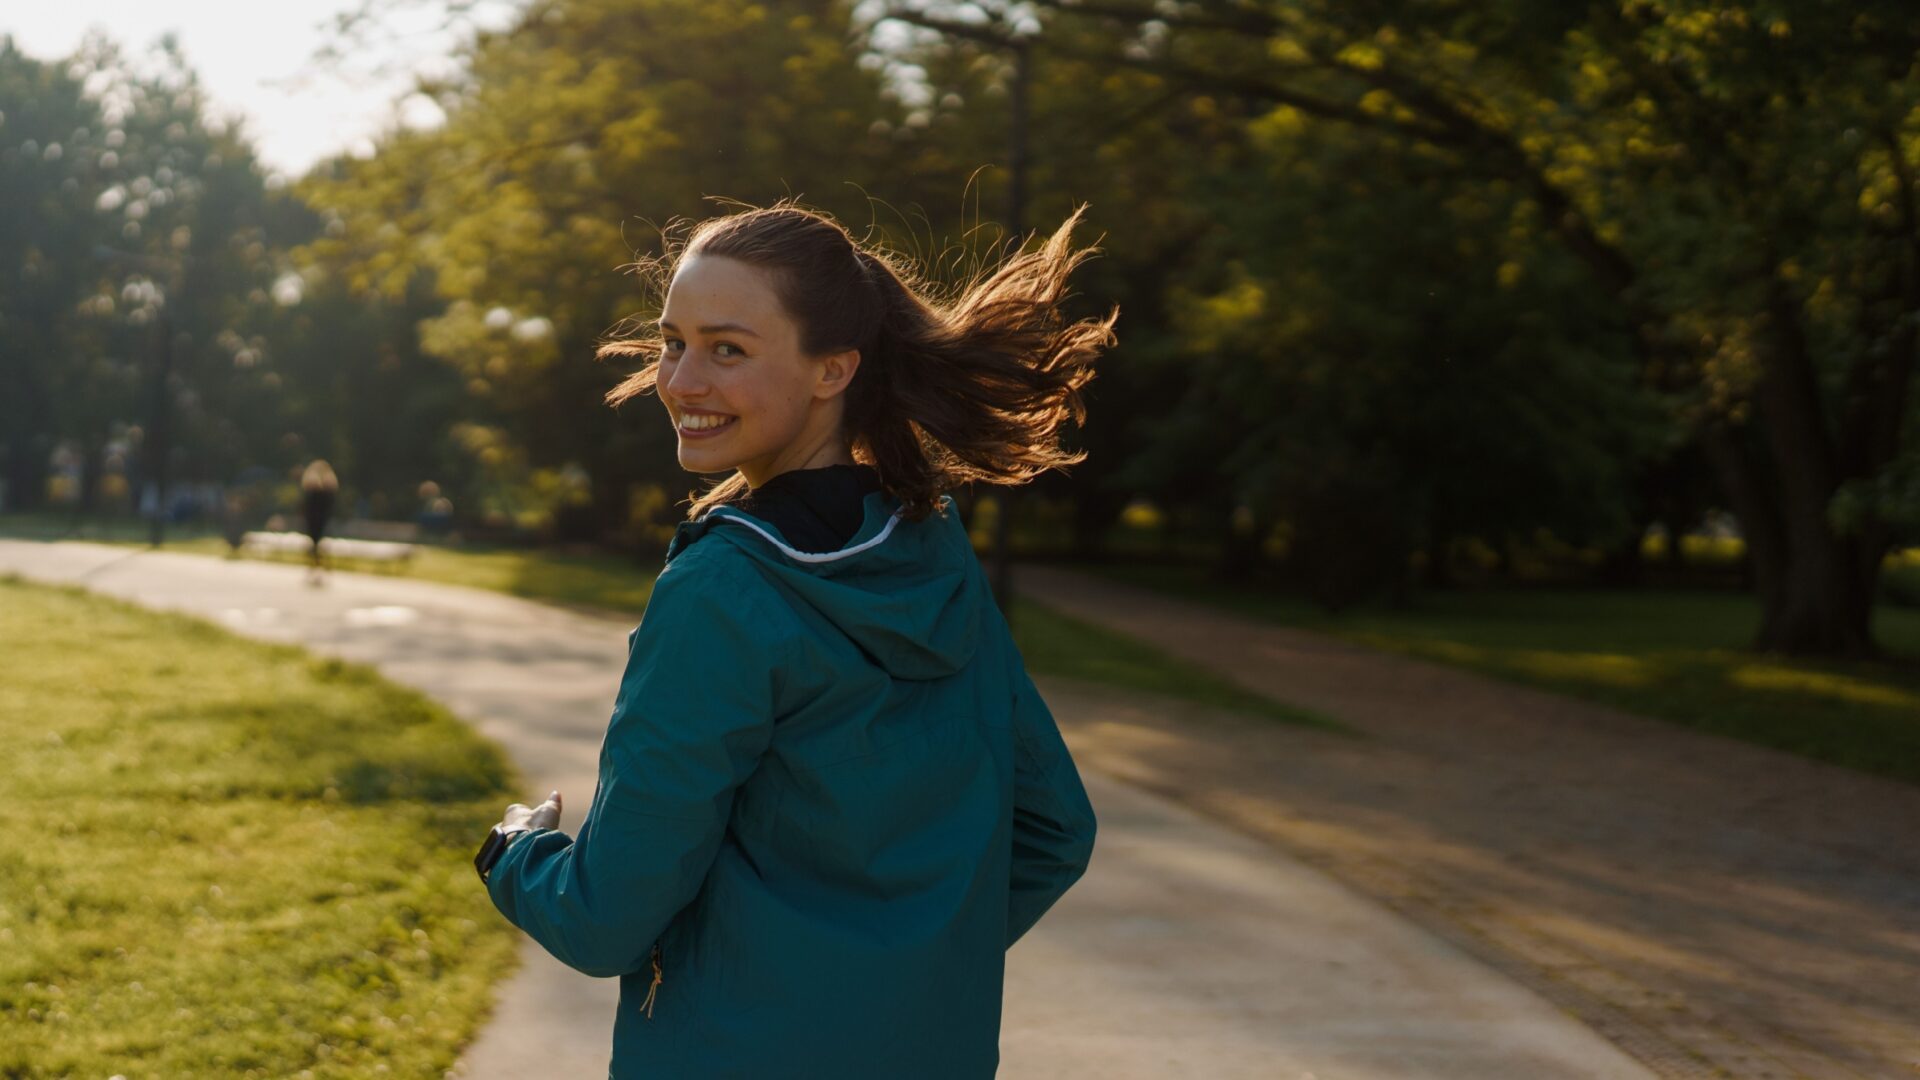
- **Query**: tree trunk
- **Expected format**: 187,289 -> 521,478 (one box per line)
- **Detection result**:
1492,533 -> 1515,579
1701,425 -> 1878,657
78,440 -> 105,516
1758,537 -> 1881,655
2,440 -> 46,513
1067,486 -> 1128,564
1218,503 -> 1267,580
1421,493 -> 1454,588
1595,525 -> 1646,587
1422,530 -> 1454,588
1659,517 -> 1689,570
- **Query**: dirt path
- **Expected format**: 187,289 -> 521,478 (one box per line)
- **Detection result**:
1013,564 -> 1920,1080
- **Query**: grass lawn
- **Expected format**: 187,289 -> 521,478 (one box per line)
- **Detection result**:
1085,563 -> 1920,785
1006,596 -> 1338,731
0,577 -> 521,1079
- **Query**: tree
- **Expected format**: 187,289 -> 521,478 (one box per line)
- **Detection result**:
0,38 -> 105,512
988,0 -> 1920,654
301,0 -> 939,535
0,32 -> 301,522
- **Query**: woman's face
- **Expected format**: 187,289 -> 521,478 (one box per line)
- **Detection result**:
655,254 -> 859,487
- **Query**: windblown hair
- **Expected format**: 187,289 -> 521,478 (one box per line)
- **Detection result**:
598,198 -> 1119,523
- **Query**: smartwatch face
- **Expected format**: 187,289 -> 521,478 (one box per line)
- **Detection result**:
475,827 -> 510,882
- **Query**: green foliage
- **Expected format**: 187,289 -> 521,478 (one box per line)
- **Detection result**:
0,38 -> 122,510
0,579 -> 520,1078
297,0 -> 928,536
1007,0 -> 1920,647
0,33 -> 495,529
12,0 -> 1918,651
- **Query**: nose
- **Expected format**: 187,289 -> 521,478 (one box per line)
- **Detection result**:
661,351 -> 708,402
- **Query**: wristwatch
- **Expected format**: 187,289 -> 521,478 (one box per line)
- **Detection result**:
475,824 -> 532,884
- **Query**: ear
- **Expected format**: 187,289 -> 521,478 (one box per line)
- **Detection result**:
812,347 -> 862,401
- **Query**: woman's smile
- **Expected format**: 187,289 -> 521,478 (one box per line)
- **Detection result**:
677,410 -> 739,438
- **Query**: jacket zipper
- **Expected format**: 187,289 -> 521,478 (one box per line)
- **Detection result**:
642,942 -> 664,1019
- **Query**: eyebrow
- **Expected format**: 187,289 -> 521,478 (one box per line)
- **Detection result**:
658,319 -> 762,339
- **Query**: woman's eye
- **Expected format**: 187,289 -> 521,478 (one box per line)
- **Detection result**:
658,338 -> 740,360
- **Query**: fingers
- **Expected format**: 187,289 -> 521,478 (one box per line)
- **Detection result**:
500,791 -> 563,833
512,790 -> 561,831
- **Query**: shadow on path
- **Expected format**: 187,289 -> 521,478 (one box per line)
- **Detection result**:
1015,563 -> 1920,1079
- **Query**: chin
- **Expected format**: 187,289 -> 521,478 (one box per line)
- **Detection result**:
677,452 -> 739,476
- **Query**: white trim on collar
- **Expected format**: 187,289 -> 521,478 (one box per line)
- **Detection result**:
702,506 -> 906,564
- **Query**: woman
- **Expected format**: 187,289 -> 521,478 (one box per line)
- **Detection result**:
299,459 -> 338,581
479,200 -> 1116,1078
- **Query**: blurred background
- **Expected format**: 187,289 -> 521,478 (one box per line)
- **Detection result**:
4,0 -> 1918,655
6,3 -> 1920,1077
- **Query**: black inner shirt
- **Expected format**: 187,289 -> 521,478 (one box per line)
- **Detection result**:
730,463 -> 886,554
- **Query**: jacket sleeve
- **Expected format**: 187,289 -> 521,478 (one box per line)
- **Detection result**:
486,556 -> 779,978
1005,660 -> 1098,949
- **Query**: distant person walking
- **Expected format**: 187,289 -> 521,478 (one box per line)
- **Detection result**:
476,199 -> 1116,1078
300,460 -> 338,583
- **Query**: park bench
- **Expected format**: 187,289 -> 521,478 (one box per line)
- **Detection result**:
239,530 -> 417,568
336,519 -> 422,543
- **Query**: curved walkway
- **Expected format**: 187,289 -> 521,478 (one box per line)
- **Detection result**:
2,541 -> 1650,1078
1012,563 -> 1920,1079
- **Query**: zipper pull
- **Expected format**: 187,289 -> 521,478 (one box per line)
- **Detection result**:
642,942 -> 663,1019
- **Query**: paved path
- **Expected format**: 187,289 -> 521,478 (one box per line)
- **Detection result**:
1,541 -> 1653,1078
1012,563 -> 1920,1080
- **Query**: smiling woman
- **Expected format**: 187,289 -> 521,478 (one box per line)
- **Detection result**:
478,200 -> 1119,1079
598,198 -> 1120,522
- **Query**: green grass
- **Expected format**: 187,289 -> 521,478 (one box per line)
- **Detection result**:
0,578 -> 521,1079
398,545 -> 663,613
248,541 -> 667,615
1086,563 -> 1920,785
0,515 -> 1317,730
1006,596 -> 1340,731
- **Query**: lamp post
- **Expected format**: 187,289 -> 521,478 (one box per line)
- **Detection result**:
877,10 -> 1034,625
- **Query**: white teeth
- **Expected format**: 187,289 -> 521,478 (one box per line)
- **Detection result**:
680,413 -> 735,431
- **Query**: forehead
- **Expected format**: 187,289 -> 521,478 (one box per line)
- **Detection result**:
661,255 -> 790,333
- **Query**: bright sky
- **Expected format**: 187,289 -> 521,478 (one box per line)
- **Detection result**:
1,1 -> 519,180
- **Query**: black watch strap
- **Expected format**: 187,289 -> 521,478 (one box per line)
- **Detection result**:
475,825 -> 530,884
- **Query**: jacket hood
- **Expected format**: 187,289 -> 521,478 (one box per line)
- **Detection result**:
663,491 -> 981,681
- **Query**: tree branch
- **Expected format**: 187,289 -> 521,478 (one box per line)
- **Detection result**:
1011,1 -> 1645,302
877,9 -> 1455,144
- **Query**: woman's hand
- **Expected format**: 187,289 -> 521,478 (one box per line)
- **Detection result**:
498,790 -> 563,834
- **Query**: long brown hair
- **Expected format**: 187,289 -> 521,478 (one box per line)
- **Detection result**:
599,199 -> 1119,523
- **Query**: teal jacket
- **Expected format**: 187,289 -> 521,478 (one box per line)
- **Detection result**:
486,491 -> 1098,1078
